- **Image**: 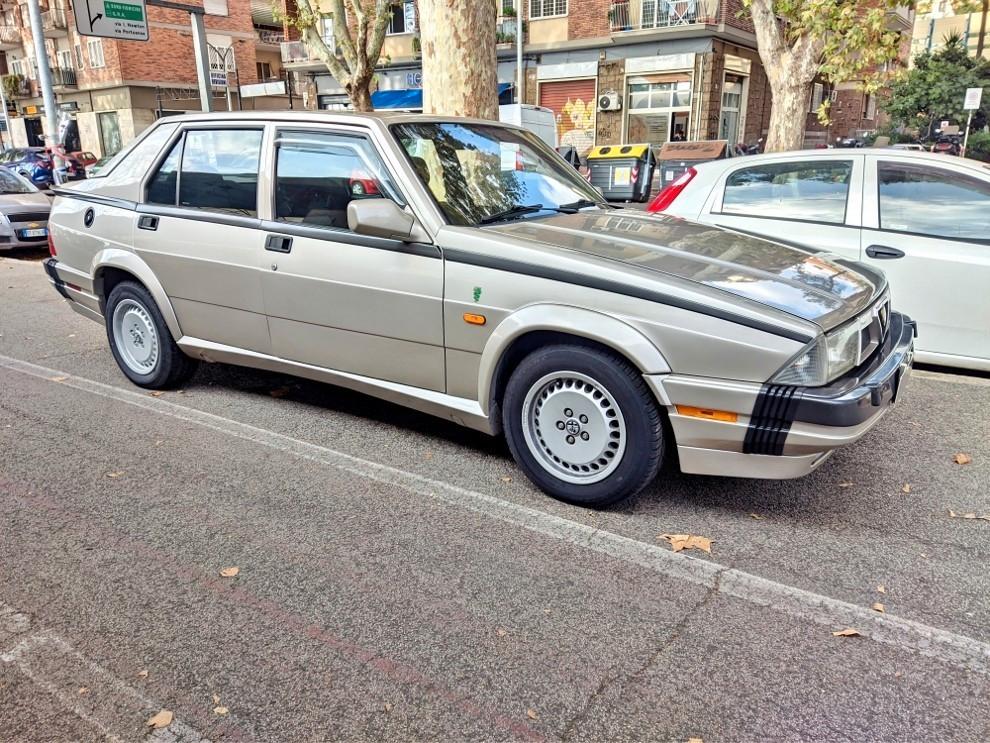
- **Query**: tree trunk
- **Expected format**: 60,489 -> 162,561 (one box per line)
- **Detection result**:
978,0 -> 989,59
418,0 -> 498,119
765,83 -> 812,152
349,83 -> 373,112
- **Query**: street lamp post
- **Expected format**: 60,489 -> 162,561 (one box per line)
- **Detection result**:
25,0 -> 65,183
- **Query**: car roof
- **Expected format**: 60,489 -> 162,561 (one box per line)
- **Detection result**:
156,110 -> 515,130
701,147 -> 990,176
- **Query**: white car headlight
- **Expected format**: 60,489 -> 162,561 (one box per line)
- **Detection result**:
772,315 -> 870,387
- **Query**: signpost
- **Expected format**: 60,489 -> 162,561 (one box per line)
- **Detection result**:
962,87 -> 983,158
74,0 -> 149,41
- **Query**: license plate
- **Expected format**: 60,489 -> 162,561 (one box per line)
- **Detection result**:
20,228 -> 47,238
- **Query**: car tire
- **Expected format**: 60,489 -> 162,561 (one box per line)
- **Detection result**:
105,281 -> 197,389
502,344 -> 664,508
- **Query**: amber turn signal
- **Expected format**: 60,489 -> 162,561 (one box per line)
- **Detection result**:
675,405 -> 738,423
463,313 -> 486,326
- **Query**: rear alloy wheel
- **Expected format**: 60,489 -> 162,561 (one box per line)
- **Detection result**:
503,345 -> 664,507
105,281 -> 197,389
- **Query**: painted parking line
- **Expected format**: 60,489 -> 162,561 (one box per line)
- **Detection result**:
3,353 -> 990,676
0,609 -> 211,743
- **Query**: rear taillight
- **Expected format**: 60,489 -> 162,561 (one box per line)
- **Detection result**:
647,167 -> 697,213
47,230 -> 56,256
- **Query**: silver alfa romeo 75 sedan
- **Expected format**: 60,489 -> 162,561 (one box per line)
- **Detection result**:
44,112 -> 915,507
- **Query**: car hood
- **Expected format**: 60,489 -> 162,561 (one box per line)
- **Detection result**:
484,211 -> 884,330
0,191 -> 52,210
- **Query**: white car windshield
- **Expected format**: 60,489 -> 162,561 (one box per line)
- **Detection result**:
391,121 -> 604,226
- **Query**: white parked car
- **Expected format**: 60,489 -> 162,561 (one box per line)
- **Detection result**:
649,150 -> 990,371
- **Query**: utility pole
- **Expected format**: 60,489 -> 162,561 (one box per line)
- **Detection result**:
189,9 -> 213,112
26,0 -> 64,183
515,5 -> 523,104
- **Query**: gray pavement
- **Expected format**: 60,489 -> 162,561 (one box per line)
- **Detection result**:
1,251 -> 989,742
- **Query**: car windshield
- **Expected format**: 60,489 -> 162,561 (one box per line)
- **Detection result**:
0,167 -> 36,194
391,121 -> 604,225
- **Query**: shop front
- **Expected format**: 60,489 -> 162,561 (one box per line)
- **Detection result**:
622,53 -> 695,151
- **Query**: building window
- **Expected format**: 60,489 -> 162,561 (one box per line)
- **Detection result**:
203,0 -> 228,15
256,61 -> 273,81
387,1 -> 416,34
319,15 -> 336,53
529,0 -> 566,18
88,39 -> 105,68
10,59 -> 23,77
863,92 -> 877,120
719,74 -> 744,144
626,75 -> 692,146
501,0 -> 515,14
98,111 -> 122,156
74,43 -> 84,69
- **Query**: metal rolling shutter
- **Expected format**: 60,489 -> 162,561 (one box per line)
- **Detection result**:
538,78 -> 597,157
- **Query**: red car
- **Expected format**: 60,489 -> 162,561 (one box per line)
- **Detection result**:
349,169 -> 380,196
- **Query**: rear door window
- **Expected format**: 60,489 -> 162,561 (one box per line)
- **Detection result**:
144,128 -> 263,215
878,161 -> 990,242
720,160 -> 853,224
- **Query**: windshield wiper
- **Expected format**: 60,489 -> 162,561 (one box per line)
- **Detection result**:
478,204 -> 546,225
557,198 -> 602,213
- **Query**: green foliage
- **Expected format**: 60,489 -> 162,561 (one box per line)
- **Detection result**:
740,0 -> 907,91
2,74 -> 24,100
884,38 -> 990,139
966,130 -> 990,161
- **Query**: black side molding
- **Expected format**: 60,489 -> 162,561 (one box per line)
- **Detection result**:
43,258 -> 70,300
444,248 -> 814,343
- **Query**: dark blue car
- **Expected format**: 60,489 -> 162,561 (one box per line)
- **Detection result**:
0,147 -> 54,187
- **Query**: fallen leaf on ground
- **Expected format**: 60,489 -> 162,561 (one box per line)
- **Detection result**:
901,484 -> 911,493
269,387 -> 291,398
501,476 -> 512,483
424,451 -> 433,460
384,702 -> 393,713
526,708 -> 539,720
832,628 -> 861,637
496,628 -> 508,637
877,585 -> 886,594
78,687 -> 89,695
872,602 -> 885,613
213,706 -> 229,716
838,481 -> 854,488
660,534 -> 713,554
749,513 -> 765,520
68,334 -> 76,338
212,694 -> 220,704
953,453 -> 972,465
688,738 -> 704,743
148,391 -> 163,397
146,709 -> 173,729
948,510 -> 990,522
50,376 -> 67,382
219,566 -> 240,578
106,471 -> 125,479
137,669 -> 148,678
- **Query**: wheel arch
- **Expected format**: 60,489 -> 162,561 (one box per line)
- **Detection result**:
479,305 -> 671,429
91,249 -> 182,340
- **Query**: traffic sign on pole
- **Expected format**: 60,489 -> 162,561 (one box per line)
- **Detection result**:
964,87 -> 983,111
75,0 -> 149,41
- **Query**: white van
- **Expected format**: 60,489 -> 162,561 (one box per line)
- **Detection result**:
498,104 -> 558,149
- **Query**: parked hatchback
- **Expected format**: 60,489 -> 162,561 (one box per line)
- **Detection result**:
649,149 -> 989,371
0,167 -> 52,250
44,113 -> 914,507
0,147 -> 53,187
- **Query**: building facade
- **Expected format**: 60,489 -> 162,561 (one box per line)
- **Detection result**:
0,0 -> 292,155
911,0 -> 990,62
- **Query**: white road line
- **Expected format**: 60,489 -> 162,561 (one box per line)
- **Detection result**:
3,353 -> 990,676
0,625 -> 210,743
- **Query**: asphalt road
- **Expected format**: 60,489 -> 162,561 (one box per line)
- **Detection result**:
1,250 -> 989,743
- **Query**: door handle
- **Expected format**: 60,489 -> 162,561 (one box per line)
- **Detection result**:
865,244 -> 905,260
265,234 -> 293,253
137,215 -> 159,231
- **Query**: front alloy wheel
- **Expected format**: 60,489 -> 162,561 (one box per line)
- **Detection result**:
503,344 -> 664,508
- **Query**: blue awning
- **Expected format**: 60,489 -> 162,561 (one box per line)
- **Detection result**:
371,83 -> 513,110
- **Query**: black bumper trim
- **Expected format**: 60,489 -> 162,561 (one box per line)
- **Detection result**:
744,312 -> 916,455
44,257 -> 70,300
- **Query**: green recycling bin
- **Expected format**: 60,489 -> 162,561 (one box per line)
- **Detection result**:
586,144 -> 656,202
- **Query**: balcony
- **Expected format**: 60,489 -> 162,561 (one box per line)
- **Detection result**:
255,26 -> 286,47
2,74 -> 33,98
0,24 -> 20,50
280,37 -> 334,66
609,0 -> 719,33
495,17 -> 526,45
42,4 -> 67,36
50,66 -> 76,88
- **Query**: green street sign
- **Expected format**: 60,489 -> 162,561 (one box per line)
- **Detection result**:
104,1 -> 144,21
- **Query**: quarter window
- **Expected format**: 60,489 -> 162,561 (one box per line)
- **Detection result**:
273,129 -> 403,231
146,139 -> 182,205
722,160 -> 852,224
878,162 -> 990,242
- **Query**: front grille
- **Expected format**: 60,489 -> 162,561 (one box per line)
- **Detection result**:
7,212 -> 50,224
858,295 -> 891,364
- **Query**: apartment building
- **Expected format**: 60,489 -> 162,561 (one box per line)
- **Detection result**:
0,0 -> 291,155
911,0 -> 990,61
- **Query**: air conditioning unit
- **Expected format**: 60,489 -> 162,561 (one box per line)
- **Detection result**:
598,91 -> 622,112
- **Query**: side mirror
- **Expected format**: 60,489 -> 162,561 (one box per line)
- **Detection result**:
347,199 -> 424,242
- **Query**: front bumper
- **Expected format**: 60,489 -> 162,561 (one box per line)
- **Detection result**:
653,311 -> 916,479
